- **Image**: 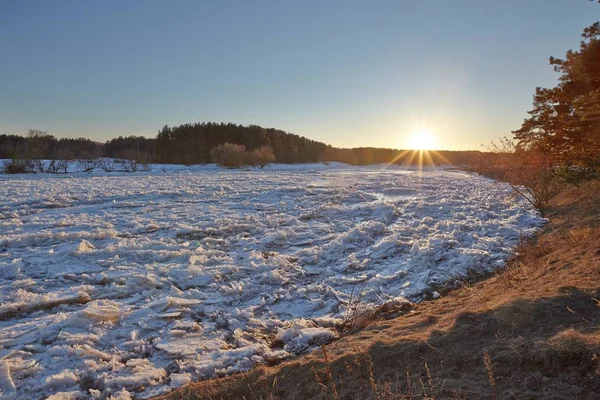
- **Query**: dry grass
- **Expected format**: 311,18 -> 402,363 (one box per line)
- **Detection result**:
566,226 -> 594,244
157,181 -> 600,400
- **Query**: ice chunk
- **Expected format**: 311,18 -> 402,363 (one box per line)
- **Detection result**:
169,373 -> 191,388
263,228 -> 297,245
147,296 -> 201,312
260,270 -> 286,285
0,363 -> 16,395
80,300 -> 123,322
0,259 -> 21,280
44,370 -> 79,388
276,324 -> 337,354
104,359 -> 166,391
107,388 -> 133,400
46,391 -> 87,400
169,285 -> 183,296
155,336 -> 210,357
0,290 -> 91,319
74,239 -> 95,253
72,345 -> 113,361
158,311 -> 182,319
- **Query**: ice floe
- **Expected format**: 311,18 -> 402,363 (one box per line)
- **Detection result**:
0,163 -> 545,398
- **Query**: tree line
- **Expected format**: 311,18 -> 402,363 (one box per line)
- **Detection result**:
1,122 -> 484,173
0,131 -> 102,160
154,122 -> 328,164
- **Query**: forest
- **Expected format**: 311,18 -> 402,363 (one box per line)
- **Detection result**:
0,122 -> 483,171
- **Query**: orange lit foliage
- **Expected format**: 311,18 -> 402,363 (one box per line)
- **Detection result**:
513,22 -> 600,168
478,138 -> 563,215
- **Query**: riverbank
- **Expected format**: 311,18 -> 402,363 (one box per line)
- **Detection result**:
159,181 -> 600,399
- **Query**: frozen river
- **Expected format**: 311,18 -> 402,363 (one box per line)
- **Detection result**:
0,164 -> 545,399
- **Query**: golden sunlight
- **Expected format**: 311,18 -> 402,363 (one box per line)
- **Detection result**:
408,129 -> 436,150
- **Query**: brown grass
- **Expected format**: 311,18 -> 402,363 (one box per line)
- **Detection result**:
156,181 -> 600,400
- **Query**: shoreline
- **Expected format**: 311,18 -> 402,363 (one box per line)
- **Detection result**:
158,181 -> 600,399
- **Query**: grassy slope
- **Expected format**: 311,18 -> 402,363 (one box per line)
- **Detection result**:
159,182 -> 600,400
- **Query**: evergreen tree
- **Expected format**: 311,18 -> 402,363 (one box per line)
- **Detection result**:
514,22 -> 600,167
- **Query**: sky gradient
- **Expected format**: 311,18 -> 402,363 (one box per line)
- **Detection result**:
1,0 -> 598,150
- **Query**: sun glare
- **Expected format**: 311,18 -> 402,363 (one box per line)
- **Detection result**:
408,129 -> 436,150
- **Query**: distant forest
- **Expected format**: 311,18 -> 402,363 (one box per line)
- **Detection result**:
0,122 -> 482,168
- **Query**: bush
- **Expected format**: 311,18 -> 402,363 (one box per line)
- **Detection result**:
77,159 -> 96,173
473,138 -> 564,215
137,151 -> 153,171
114,149 -> 153,172
2,159 -> 33,174
97,158 -> 115,172
48,149 -> 74,174
46,159 -> 72,174
210,143 -> 247,168
247,145 -> 275,168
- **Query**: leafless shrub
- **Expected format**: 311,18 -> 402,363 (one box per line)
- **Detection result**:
46,159 -> 70,174
474,137 -> 564,215
137,151 -> 153,171
341,282 -> 374,333
97,158 -> 115,172
210,143 -> 247,168
46,160 -> 58,174
31,158 -> 46,173
113,150 -> 137,172
341,284 -> 414,334
115,149 -> 153,172
122,158 -> 138,172
47,149 -> 73,174
26,129 -> 51,173
247,145 -> 276,168
2,159 -> 33,174
77,159 -> 96,173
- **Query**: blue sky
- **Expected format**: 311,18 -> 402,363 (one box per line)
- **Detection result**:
0,0 -> 597,150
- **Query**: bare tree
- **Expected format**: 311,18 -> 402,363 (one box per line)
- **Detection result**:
138,151 -> 153,172
47,149 -> 73,174
97,158 -> 115,172
26,129 -> 51,173
474,137 -> 563,215
77,159 -> 96,173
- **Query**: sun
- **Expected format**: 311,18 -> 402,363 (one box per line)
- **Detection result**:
408,129 -> 436,150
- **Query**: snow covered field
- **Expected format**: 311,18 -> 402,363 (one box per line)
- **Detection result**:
0,164 -> 545,399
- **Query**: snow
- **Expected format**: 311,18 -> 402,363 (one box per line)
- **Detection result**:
169,373 -> 191,388
0,163 -> 545,398
44,370 -> 79,388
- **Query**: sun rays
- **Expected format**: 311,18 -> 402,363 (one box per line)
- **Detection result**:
382,148 -> 451,172
378,127 -> 452,172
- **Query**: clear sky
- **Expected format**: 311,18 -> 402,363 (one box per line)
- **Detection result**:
1,0 -> 597,150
